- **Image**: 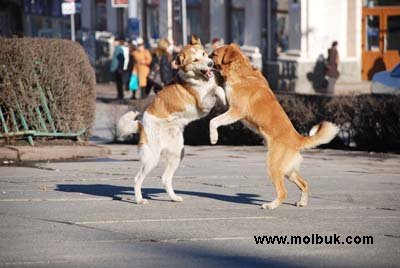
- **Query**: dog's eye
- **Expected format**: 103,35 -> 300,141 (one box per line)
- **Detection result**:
193,59 -> 199,63
203,52 -> 206,56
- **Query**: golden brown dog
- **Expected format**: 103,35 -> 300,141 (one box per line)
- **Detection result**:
210,44 -> 339,209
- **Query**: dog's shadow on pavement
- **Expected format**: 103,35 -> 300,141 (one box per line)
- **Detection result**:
55,184 -> 265,206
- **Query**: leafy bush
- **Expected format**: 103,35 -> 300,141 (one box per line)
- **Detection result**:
127,91 -> 400,151
0,38 -> 96,143
185,94 -> 400,151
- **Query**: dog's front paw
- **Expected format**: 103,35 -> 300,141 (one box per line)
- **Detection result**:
136,198 -> 149,205
261,202 -> 279,210
171,195 -> 184,202
295,201 -> 307,207
296,192 -> 308,207
210,129 -> 219,145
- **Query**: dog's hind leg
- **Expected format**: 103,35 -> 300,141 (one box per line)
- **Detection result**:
162,151 -> 183,202
262,166 -> 287,210
134,145 -> 160,204
161,132 -> 184,202
261,145 -> 293,210
289,170 -> 309,207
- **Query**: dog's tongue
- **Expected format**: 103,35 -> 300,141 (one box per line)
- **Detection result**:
206,69 -> 212,79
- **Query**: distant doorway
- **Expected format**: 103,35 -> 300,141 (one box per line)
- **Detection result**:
362,7 -> 400,80
0,2 -> 22,37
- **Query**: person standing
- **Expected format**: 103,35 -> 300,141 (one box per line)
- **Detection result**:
153,38 -> 174,88
127,43 -> 138,99
326,41 -> 340,94
132,37 -> 152,99
121,40 -> 131,93
110,37 -> 126,100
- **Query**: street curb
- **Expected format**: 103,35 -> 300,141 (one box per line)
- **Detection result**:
0,145 -> 111,162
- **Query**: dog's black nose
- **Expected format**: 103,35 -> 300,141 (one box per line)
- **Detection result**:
207,61 -> 213,68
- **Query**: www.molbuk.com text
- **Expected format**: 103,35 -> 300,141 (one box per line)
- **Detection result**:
254,234 -> 373,245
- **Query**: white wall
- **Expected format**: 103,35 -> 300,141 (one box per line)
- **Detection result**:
284,0 -> 363,92
305,0 -> 348,59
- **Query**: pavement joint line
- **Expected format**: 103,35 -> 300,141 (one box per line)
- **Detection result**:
75,216 -> 277,225
0,177 -> 135,183
75,215 -> 400,226
0,197 -> 111,202
157,236 -> 254,243
3,260 -> 71,266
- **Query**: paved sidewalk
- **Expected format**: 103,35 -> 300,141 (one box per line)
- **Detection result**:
0,145 -> 110,162
0,145 -> 399,267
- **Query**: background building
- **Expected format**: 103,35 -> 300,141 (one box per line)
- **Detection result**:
1,0 -> 399,90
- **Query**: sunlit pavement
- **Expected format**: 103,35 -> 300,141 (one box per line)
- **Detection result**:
1,145 -> 399,267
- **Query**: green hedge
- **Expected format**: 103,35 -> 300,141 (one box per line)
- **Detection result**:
127,92 -> 400,152
185,94 -> 400,151
0,38 -> 96,143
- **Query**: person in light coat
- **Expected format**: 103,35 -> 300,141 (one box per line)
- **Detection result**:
131,37 -> 152,99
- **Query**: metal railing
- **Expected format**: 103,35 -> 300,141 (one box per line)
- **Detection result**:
0,76 -> 86,146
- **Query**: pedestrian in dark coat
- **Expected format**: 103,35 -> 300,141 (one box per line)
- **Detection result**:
156,38 -> 174,85
326,41 -> 340,94
110,38 -> 126,100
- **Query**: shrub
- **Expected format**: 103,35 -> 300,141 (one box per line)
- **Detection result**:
127,91 -> 400,152
0,38 -> 96,144
181,94 -> 400,151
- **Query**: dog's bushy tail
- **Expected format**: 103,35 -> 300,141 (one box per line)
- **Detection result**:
300,121 -> 339,149
117,111 -> 140,138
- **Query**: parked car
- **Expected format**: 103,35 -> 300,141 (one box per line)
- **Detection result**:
371,63 -> 400,94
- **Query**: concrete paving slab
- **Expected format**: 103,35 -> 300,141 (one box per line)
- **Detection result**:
0,145 -> 111,162
0,147 -> 18,161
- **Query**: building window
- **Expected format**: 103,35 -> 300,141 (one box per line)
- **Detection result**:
276,0 -> 289,55
186,0 -> 201,41
95,0 -> 107,31
229,0 -> 245,45
146,0 -> 159,40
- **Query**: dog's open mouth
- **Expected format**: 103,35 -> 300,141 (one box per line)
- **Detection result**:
199,69 -> 214,80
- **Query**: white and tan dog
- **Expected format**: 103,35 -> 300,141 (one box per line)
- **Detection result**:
118,36 -> 226,204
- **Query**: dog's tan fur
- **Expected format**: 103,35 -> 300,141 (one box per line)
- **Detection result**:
210,44 -> 339,209
146,83 -> 204,118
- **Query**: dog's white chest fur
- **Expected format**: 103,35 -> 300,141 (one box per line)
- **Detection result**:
168,77 -> 224,128
224,82 -> 233,103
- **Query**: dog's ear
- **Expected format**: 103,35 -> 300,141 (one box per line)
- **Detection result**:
190,34 -> 202,46
222,44 -> 241,64
174,53 -> 186,67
